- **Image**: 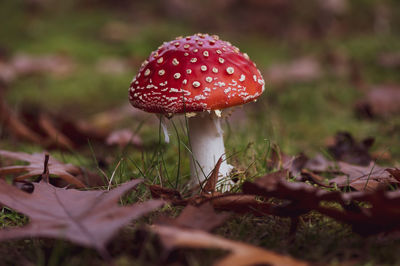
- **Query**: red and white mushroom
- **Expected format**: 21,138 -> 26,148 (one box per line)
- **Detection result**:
129,33 -> 265,190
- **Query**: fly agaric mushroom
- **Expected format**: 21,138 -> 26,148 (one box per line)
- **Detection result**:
129,33 -> 265,190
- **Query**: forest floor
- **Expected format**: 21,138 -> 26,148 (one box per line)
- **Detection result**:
1,1 -> 400,265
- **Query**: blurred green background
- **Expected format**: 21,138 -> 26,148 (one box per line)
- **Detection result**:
1,1 -> 400,265
1,0 -> 399,165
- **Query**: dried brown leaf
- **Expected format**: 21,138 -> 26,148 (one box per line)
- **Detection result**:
0,100 -> 43,144
284,152 -> 397,192
265,57 -> 322,85
106,129 -> 143,148
149,184 -> 271,216
96,57 -> 132,75
202,157 -> 223,194
151,225 -> 308,266
89,104 -> 156,131
243,171 -> 400,236
11,53 -> 74,77
386,168 -> 400,182
38,113 -> 75,150
0,150 -> 86,188
0,179 -> 163,256
378,52 -> 400,68
329,161 -> 397,191
356,85 -> 400,118
158,203 -> 230,232
327,131 -> 374,166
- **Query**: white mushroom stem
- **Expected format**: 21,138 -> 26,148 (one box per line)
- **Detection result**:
160,115 -> 170,143
188,112 -> 234,190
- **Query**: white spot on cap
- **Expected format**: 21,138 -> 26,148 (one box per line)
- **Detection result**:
157,57 -> 163,64
184,52 -> 189,56
174,73 -> 181,79
243,53 -> 250,60
184,44 -> 190,49
239,74 -> 246,82
174,42 -> 180,46
203,51 -> 209,57
172,58 -> 179,66
183,79 -> 187,84
158,69 -> 165,76
218,58 -> 224,64
193,81 -> 201,88
226,67 -> 234,74
201,65 -> 207,72
253,75 -> 257,81
212,67 -> 218,73
187,69 -> 192,74
205,77 -> 212,83
144,69 -> 150,76
190,58 -> 197,63
141,60 -> 149,68
185,112 -> 197,118
193,49 -> 199,52
216,50 -> 222,54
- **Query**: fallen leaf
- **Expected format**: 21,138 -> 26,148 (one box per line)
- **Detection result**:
96,57 -> 132,75
385,168 -> 400,182
0,100 -> 109,150
377,52 -> 400,68
157,203 -> 230,232
11,53 -> 74,77
149,184 -> 271,216
317,0 -> 348,15
242,171 -> 400,236
265,57 -> 322,85
202,157 -> 223,194
281,151 -> 397,192
151,225 -> 308,266
19,106 -> 108,149
149,184 -> 184,203
89,103 -> 157,131
38,113 -> 76,150
100,21 -> 134,42
329,161 -> 397,191
0,150 -> 86,188
0,61 -> 16,83
300,169 -> 333,188
106,129 -> 143,148
355,85 -> 400,118
0,178 -> 163,257
327,131 -> 374,166
0,99 -> 43,144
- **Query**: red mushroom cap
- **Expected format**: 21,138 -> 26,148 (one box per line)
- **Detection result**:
129,33 -> 265,114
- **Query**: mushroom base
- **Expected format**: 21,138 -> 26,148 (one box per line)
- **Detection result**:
188,112 -> 234,191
